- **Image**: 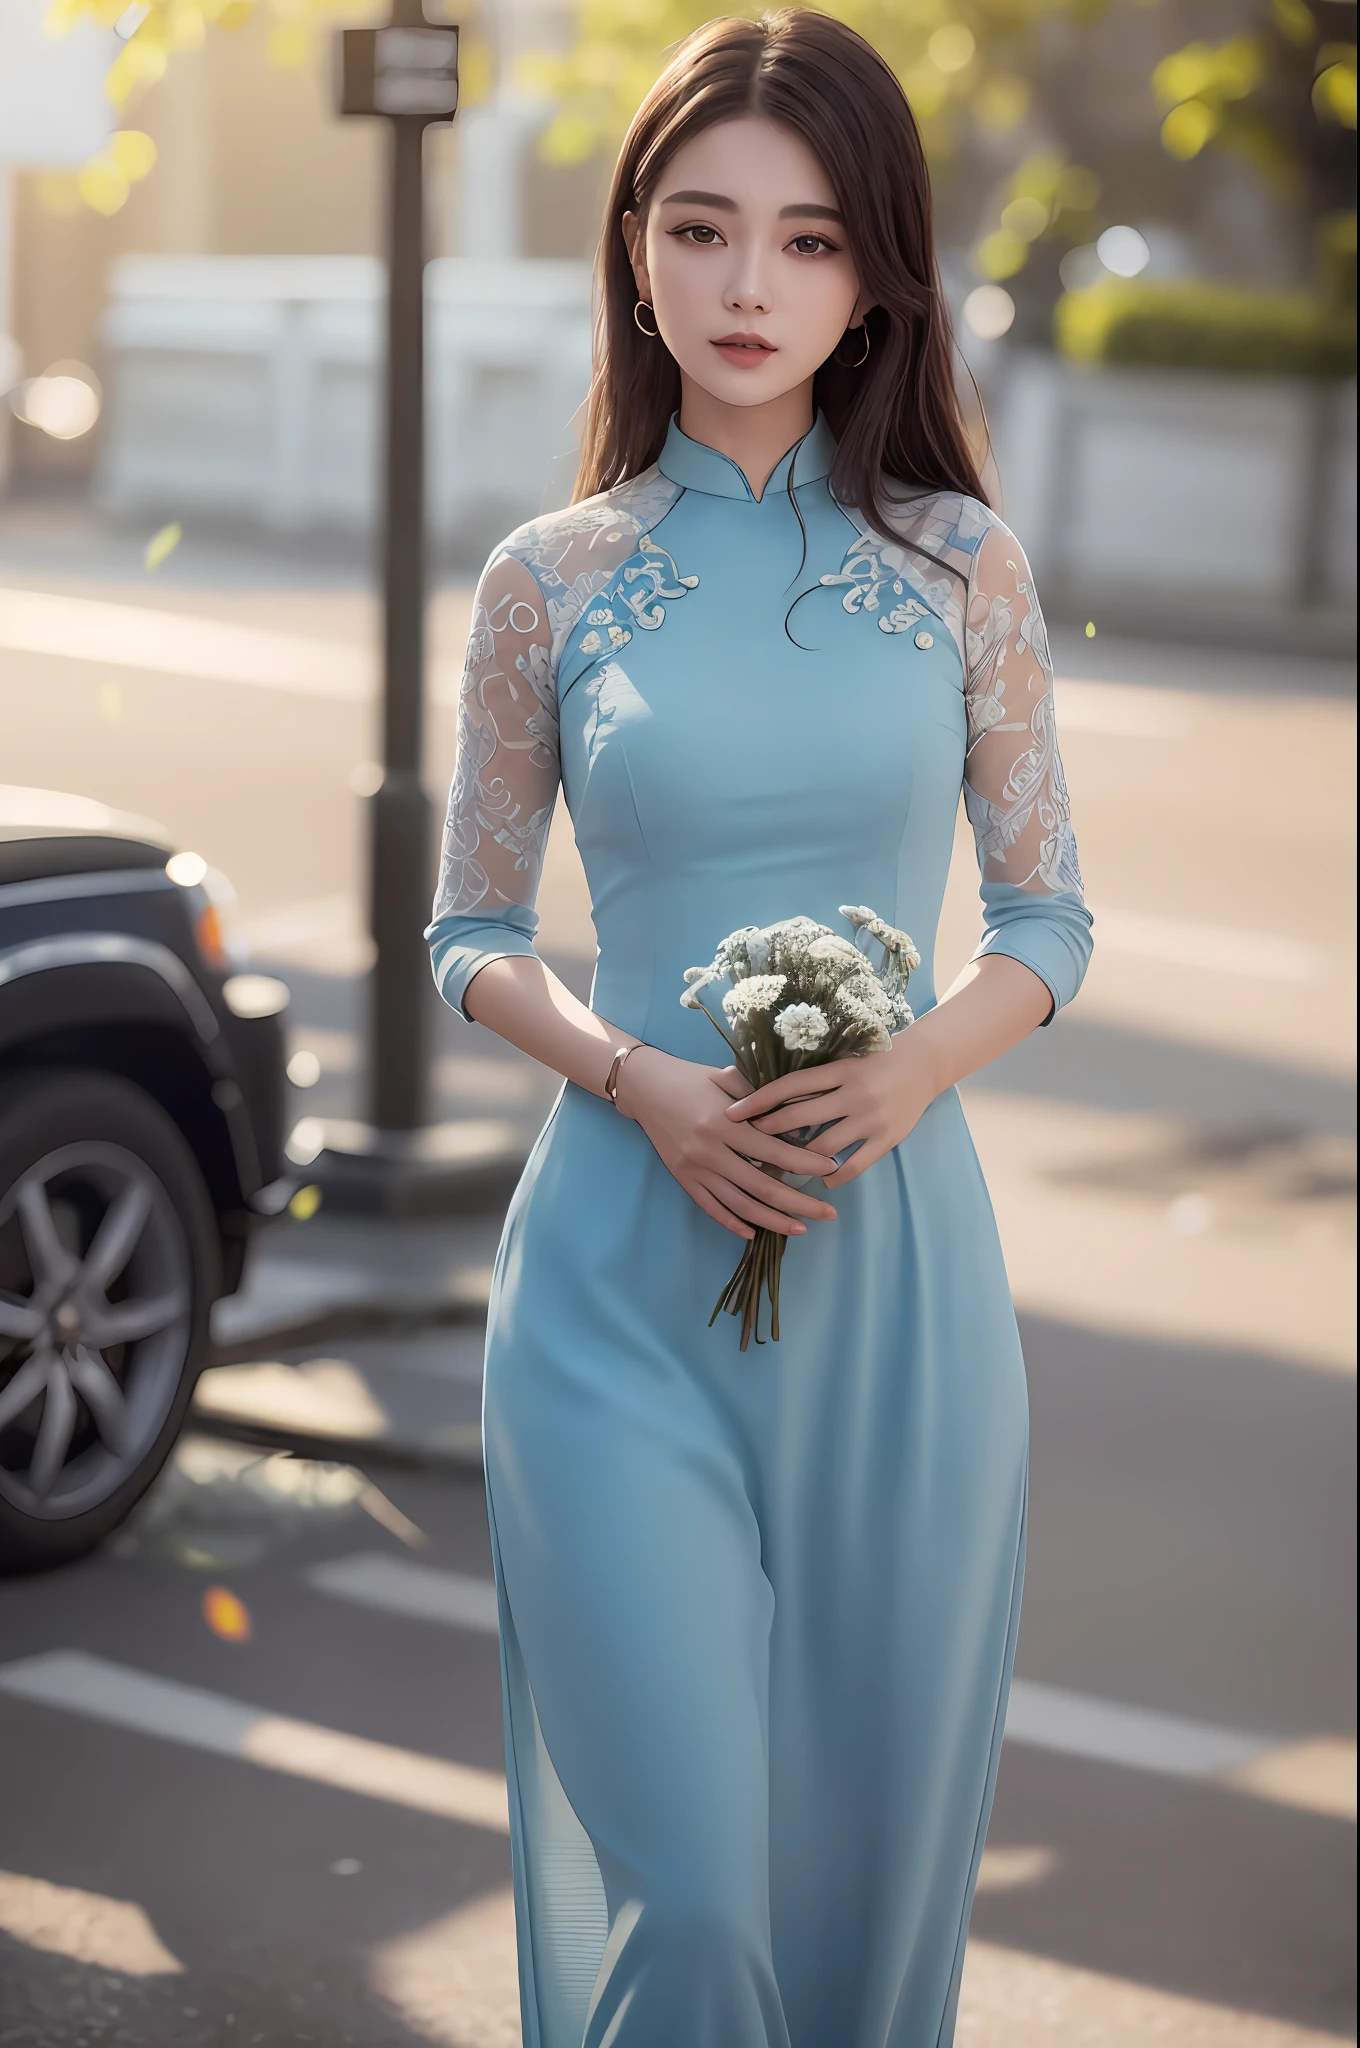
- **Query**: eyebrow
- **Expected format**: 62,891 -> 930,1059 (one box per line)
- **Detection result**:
659,189 -> 737,210
658,189 -> 844,223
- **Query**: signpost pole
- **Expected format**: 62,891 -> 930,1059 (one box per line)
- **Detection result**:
369,100 -> 431,1136
301,6 -> 519,1213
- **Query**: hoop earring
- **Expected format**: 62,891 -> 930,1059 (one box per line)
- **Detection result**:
835,323 -> 871,368
633,301 -> 660,338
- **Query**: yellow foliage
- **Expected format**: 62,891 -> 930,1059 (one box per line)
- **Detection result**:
1009,151 -> 1066,203
974,74 -> 1029,130
902,62 -> 948,118
927,22 -> 974,73
1160,98 -> 1220,158
109,128 -> 158,178
105,35 -> 168,105
77,158 -> 129,213
1272,0 -> 1316,50
531,0 -> 1103,170
267,19 -> 310,64
1054,163 -> 1101,212
1152,31 -> 1274,168
1153,35 -> 1264,112
973,228 -> 1029,279
1000,194 -> 1049,240
1313,51 -> 1357,128
48,0 -> 372,213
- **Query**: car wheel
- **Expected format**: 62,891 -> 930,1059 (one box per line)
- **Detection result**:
0,1069 -> 218,1574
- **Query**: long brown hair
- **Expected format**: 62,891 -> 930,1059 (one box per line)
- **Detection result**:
575,9 -> 988,529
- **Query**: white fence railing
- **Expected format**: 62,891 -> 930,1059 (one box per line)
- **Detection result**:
96,260 -> 1357,642
96,255 -> 594,557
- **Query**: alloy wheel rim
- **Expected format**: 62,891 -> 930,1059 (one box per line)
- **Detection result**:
0,1142 -> 193,1521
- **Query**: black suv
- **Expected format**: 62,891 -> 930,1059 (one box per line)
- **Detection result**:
0,787 -> 290,1571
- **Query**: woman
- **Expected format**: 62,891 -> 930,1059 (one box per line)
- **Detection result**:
427,12 -> 1092,2043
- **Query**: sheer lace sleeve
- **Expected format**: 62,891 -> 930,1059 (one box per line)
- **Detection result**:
426,549 -> 559,1017
961,521 -> 1093,1018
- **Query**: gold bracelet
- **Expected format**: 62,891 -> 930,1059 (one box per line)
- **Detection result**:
603,1041 -> 645,1106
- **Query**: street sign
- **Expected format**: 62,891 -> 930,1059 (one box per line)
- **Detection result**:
337,24 -> 459,121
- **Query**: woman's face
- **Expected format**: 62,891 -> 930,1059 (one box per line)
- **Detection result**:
623,115 -> 870,412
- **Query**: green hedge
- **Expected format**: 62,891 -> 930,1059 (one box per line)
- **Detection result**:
1055,278 -> 1357,380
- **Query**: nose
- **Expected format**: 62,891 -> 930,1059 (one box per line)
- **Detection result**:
723,242 -> 772,318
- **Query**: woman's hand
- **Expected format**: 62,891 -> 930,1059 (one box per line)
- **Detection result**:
723,1031 -> 941,1190
614,1048 -> 839,1240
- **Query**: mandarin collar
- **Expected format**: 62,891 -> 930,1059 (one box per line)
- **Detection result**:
656,411 -> 836,501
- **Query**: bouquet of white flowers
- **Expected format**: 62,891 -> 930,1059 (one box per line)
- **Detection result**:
680,906 -> 919,1350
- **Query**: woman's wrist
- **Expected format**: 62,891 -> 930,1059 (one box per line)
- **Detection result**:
602,1038 -> 646,1109
610,1041 -> 663,1118
889,1013 -> 952,1106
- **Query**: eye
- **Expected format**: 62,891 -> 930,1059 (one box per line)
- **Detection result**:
789,233 -> 836,256
674,223 -> 723,245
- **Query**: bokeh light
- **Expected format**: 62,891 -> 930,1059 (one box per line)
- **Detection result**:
11,363 -> 102,440
963,286 -> 1017,341
1000,196 -> 1051,242
167,851 -> 209,888
927,24 -> 975,74
202,1586 -> 252,1641
1096,226 -> 1152,277
1059,245 -> 1104,292
973,230 -> 1028,281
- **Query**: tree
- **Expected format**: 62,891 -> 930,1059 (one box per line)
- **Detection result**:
42,0 -> 492,215
523,0 -> 1356,304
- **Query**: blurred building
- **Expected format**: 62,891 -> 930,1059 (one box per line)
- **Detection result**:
4,0 -> 604,549
2,0 -> 1355,638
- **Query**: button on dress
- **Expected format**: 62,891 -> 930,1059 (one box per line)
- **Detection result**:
427,414 -> 1092,2048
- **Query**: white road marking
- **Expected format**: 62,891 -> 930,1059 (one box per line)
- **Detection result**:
0,1652 -> 508,1833
9,592 -> 1323,993
0,1868 -> 183,1976
298,1555 -> 1355,1816
0,588 -> 462,704
961,1937 -> 1355,2045
1094,907 -> 1325,983
0,591 -> 1226,745
2,1639 -> 1352,1827
306,1552 -> 501,1634
1006,1678 -> 1265,1776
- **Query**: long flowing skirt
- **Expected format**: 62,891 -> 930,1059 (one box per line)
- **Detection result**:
482,1081 -> 1029,2048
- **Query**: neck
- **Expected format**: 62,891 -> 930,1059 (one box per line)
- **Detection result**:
676,377 -> 816,500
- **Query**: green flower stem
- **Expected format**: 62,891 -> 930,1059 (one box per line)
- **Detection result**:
694,996 -> 740,1058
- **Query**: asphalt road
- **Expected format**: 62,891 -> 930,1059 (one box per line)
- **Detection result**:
0,515 -> 1355,2046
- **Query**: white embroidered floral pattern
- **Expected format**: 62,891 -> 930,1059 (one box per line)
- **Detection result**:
434,468 -> 1081,936
829,496 -> 1082,897
819,541 -> 934,635
432,470 -> 692,921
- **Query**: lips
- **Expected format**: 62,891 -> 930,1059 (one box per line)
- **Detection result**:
711,333 -> 777,366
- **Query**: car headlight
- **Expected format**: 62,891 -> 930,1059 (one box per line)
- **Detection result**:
166,851 -> 246,970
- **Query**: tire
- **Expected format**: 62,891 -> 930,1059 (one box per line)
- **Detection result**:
0,1068 -> 219,1574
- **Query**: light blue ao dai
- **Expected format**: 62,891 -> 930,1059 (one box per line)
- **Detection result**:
427,414 -> 1092,2047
